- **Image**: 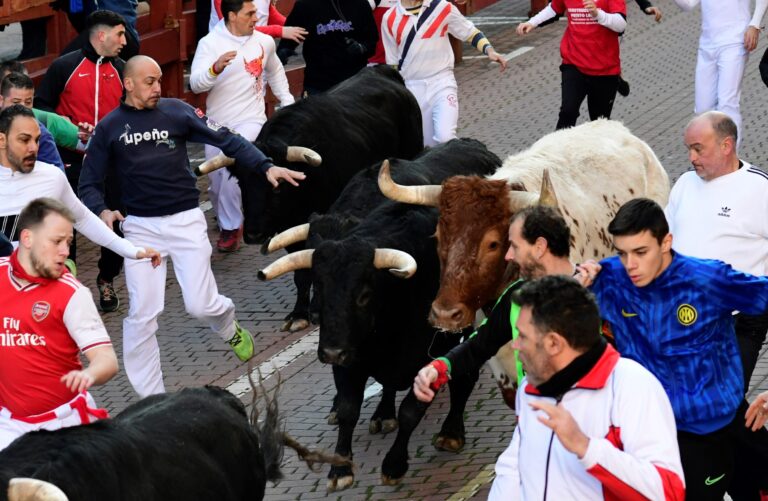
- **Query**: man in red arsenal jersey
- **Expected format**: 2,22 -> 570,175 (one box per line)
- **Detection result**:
517,0 -> 626,130
0,198 -> 118,451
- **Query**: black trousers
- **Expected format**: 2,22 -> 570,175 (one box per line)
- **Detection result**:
556,64 -> 619,130
62,150 -> 124,283
735,312 -> 768,392
679,400 -> 768,501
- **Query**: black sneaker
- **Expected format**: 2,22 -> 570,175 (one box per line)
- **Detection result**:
617,76 -> 630,97
98,280 -> 120,313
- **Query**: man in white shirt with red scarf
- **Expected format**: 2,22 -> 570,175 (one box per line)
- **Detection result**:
191,0 -> 296,252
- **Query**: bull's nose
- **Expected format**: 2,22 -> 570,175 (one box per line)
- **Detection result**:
320,348 -> 345,365
429,302 -> 471,331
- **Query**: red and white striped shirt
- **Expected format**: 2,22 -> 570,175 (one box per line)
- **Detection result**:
382,0 -> 478,80
0,256 -> 111,416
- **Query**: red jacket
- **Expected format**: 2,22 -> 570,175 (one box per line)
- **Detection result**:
35,41 -> 124,127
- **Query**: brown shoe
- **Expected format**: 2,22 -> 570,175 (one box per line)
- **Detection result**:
217,228 -> 241,253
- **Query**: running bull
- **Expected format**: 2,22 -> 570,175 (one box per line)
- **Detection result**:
198,65 -> 424,333
257,139 -> 500,490
0,386 -> 348,501
379,120 -> 670,393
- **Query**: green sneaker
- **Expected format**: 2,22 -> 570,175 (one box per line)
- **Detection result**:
228,320 -> 254,362
64,259 -> 77,277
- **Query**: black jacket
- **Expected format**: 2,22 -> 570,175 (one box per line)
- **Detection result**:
278,0 -> 378,92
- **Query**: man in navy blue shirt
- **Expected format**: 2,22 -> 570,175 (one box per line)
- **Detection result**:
585,198 -> 768,500
79,55 -> 305,398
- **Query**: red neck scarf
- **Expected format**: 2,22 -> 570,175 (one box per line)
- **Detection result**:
9,249 -> 56,286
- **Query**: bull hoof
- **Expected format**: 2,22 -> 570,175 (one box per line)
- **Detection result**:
381,418 -> 398,434
289,318 -> 310,332
327,412 -> 338,425
369,418 -> 381,434
281,318 -> 310,332
380,474 -> 403,486
327,475 -> 354,492
434,434 -> 465,452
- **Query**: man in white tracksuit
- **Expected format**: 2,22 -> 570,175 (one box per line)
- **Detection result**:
673,0 -> 768,146
488,276 -> 685,500
191,0 -> 295,252
381,0 -> 506,146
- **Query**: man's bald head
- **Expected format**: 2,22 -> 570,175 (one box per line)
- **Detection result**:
124,56 -> 163,110
124,55 -> 161,80
686,111 -> 738,146
684,111 -> 740,181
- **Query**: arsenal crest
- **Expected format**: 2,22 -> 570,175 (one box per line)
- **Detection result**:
31,301 -> 50,322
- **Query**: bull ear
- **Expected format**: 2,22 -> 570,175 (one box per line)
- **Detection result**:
378,160 -> 442,207
286,146 -> 322,167
257,249 -> 314,281
8,478 -> 68,501
194,153 -> 235,176
261,223 -> 310,255
373,248 -> 417,279
537,169 -> 559,208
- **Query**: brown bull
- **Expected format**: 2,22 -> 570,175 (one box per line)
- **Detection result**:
379,119 -> 670,333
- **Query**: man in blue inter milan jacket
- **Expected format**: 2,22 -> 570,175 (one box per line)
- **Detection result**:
79,55 -> 306,399
585,198 -> 768,501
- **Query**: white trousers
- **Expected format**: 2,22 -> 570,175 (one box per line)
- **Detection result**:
695,44 -> 748,146
0,392 -> 102,451
122,208 -> 236,398
406,73 -> 459,147
205,121 -> 264,231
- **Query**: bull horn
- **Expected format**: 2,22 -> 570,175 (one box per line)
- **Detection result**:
373,248 -> 417,279
261,223 -> 310,255
378,160 -> 442,207
194,153 -> 235,176
258,249 -> 314,281
286,146 -> 322,167
537,169 -> 559,207
8,478 -> 68,501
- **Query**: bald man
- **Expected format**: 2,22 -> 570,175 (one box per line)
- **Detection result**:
665,109 -> 768,501
78,55 -> 306,398
665,111 -> 768,390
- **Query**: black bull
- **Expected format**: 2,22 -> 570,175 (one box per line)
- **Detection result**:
0,386 -> 349,501
257,139 -> 501,489
227,65 -> 424,332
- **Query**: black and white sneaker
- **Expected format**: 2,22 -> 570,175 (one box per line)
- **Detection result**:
98,280 -> 120,313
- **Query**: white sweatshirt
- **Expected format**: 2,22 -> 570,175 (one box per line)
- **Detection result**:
489,348 -> 684,501
0,162 -> 141,259
190,20 -> 294,128
673,0 -> 768,48
665,163 -> 768,276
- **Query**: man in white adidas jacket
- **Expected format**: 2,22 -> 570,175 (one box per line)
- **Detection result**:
489,276 -> 685,501
190,0 -> 294,252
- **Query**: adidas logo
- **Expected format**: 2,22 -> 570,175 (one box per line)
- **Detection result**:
718,206 -> 731,218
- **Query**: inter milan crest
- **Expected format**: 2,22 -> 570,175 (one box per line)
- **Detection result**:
676,304 -> 697,326
31,301 -> 50,322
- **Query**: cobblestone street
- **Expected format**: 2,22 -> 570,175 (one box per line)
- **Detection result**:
4,0 -> 767,498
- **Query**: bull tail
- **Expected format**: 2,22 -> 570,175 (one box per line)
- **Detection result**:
246,366 -> 353,484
